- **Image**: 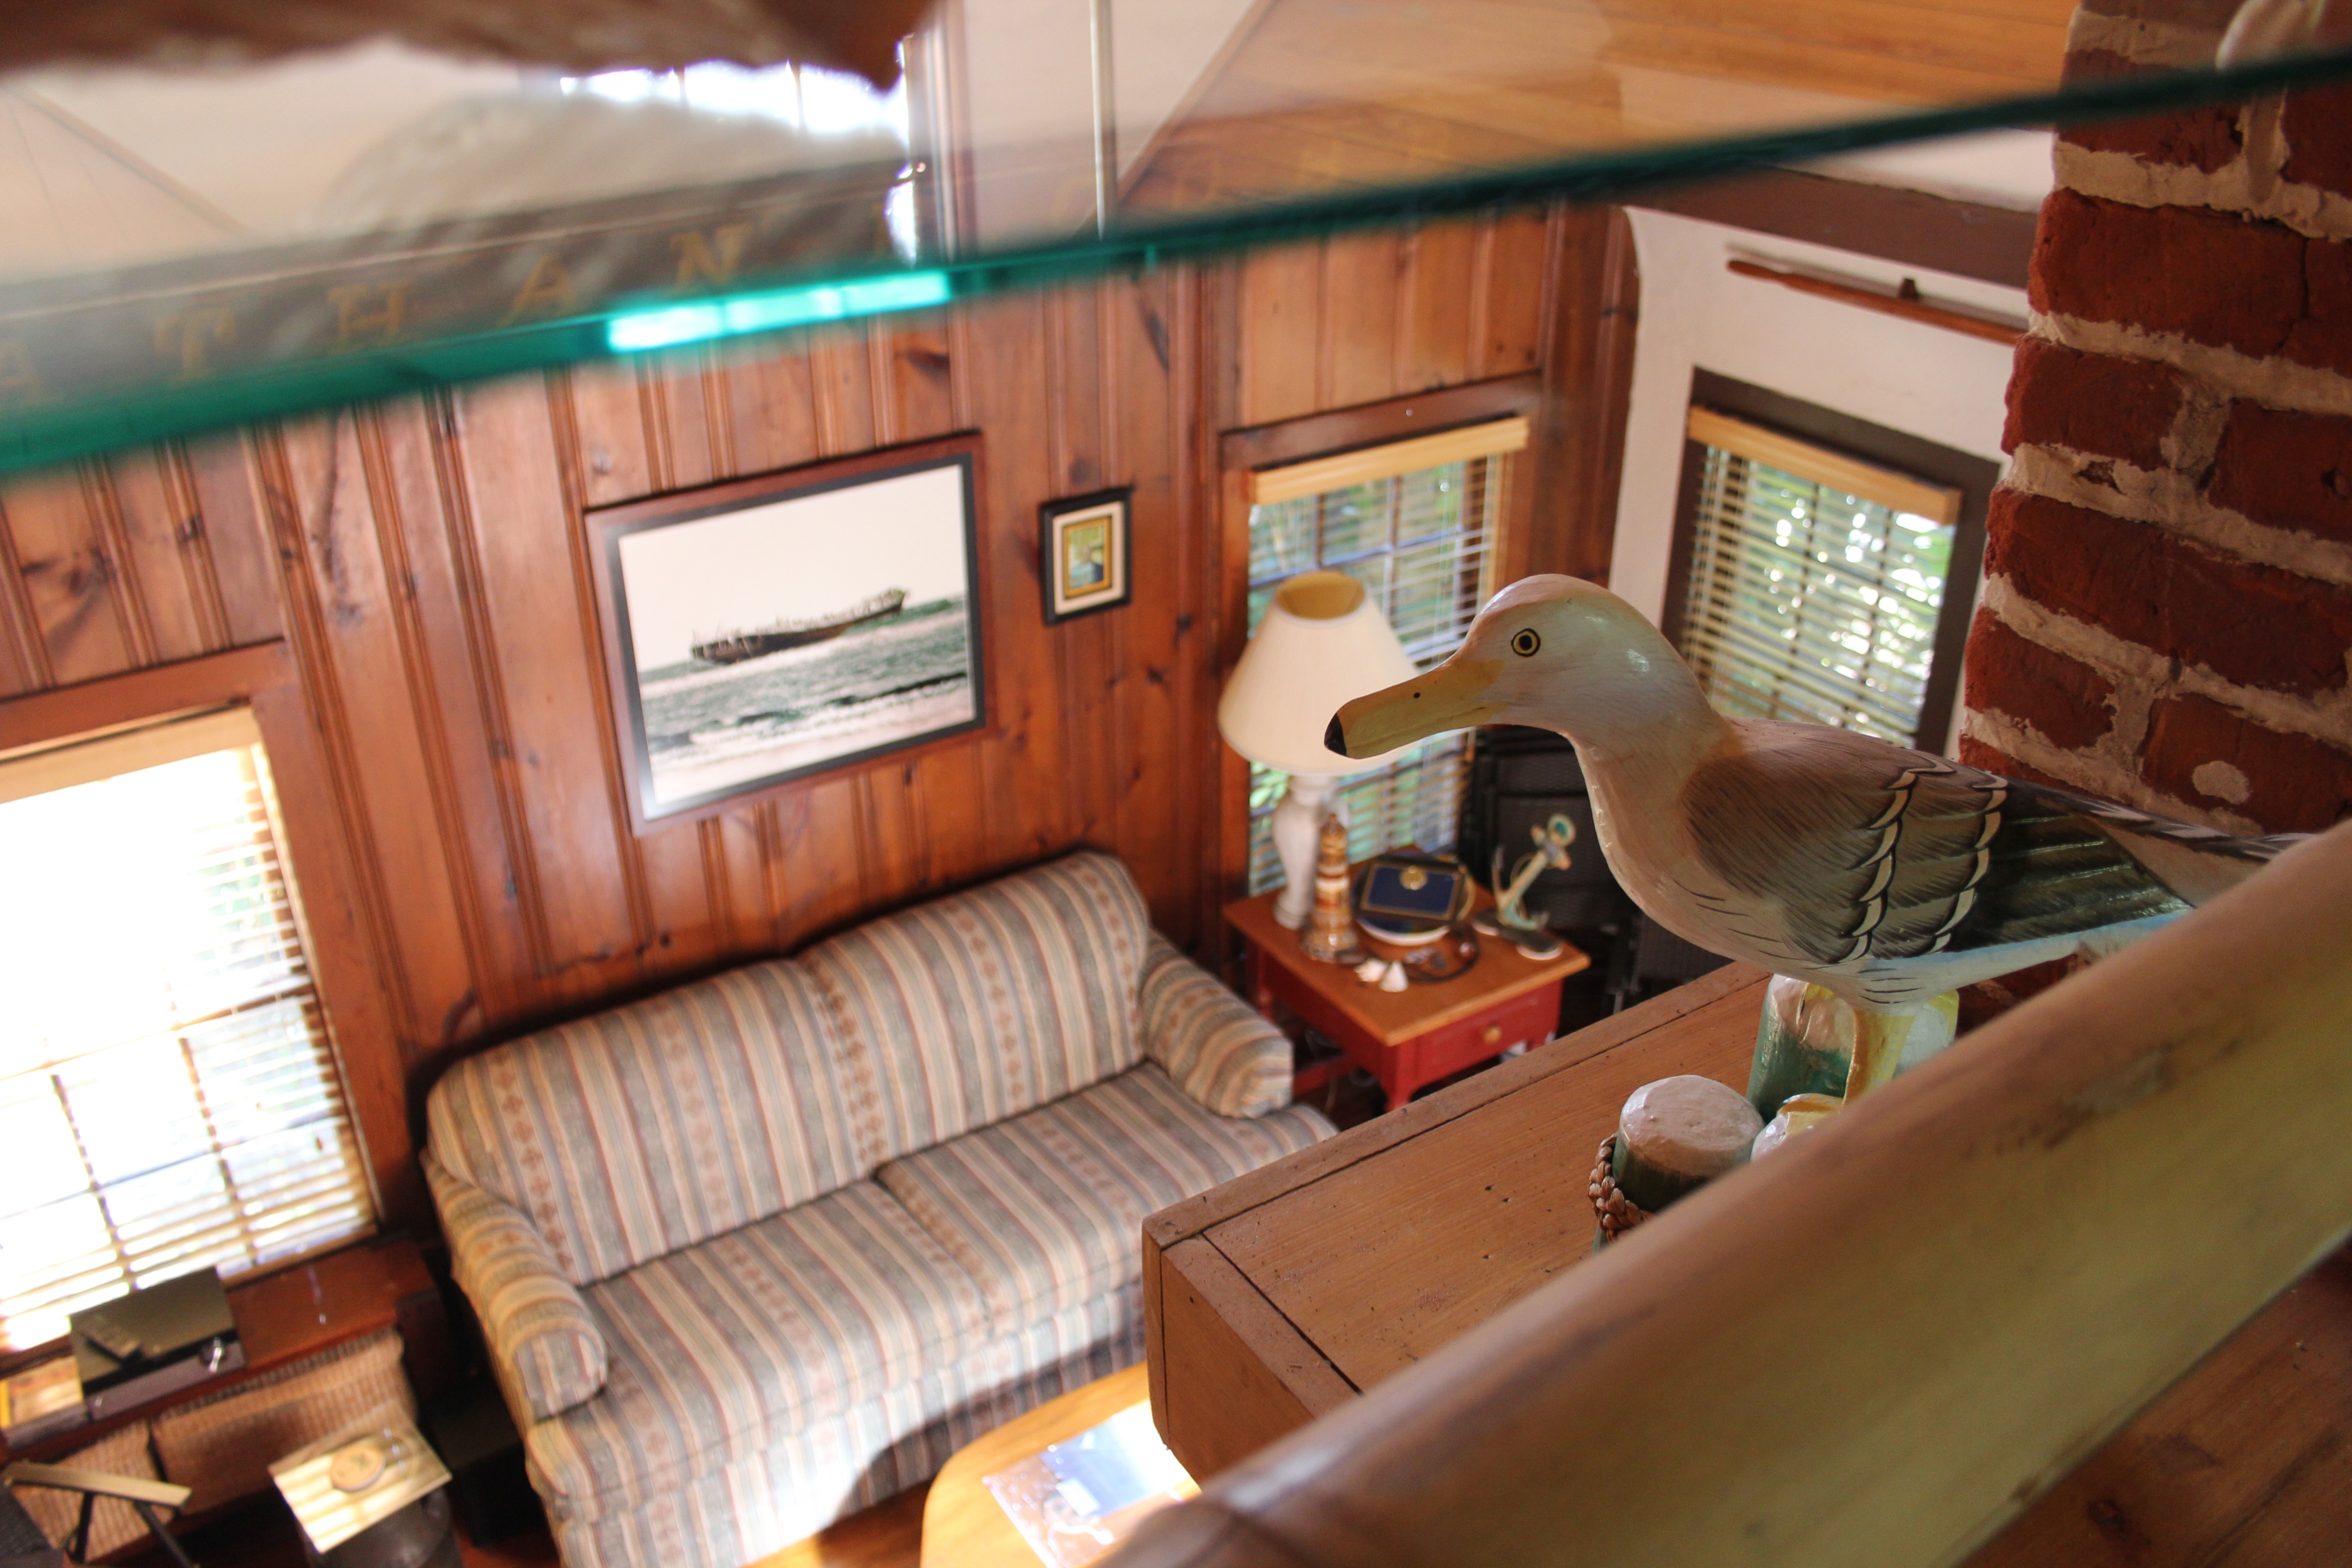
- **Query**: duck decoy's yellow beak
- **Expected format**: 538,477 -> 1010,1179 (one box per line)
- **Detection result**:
1325,655 -> 1506,760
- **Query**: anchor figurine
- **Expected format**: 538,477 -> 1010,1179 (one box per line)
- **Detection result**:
1473,813 -> 1575,960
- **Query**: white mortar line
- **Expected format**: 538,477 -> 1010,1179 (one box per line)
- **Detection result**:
1980,575 -> 2352,748
2055,142 -> 2352,242
2009,444 -> 2352,590
2036,313 -> 2352,420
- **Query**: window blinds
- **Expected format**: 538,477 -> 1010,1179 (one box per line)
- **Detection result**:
1245,443 -> 1504,893
1678,408 -> 1962,745
0,716 -> 375,1350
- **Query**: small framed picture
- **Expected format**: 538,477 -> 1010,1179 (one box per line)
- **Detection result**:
587,434 -> 988,833
1040,487 -> 1132,624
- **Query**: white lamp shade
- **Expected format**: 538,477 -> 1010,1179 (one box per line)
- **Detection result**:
1218,572 -> 1421,775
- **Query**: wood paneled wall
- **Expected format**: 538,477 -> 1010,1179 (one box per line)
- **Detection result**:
0,206 -> 1636,1228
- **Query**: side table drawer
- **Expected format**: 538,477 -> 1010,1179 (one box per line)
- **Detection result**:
1415,984 -> 1561,1082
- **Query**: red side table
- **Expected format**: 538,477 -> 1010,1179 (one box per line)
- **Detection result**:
1225,875 -> 1590,1112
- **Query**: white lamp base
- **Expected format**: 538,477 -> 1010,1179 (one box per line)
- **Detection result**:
1270,773 -> 1341,930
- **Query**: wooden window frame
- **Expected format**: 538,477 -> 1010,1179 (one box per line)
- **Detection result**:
1628,168 -> 2038,290
1216,373 -> 1545,902
1660,370 -> 1997,754
0,642 -> 409,1235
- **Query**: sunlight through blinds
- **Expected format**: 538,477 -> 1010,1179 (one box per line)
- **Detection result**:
1678,409 -> 1962,745
0,715 -> 375,1349
1245,446 -> 1504,894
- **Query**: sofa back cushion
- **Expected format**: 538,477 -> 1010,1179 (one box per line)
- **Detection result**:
426,959 -> 862,1284
801,850 -> 1150,1163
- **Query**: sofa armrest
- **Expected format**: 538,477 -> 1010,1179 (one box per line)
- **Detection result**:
424,1149 -> 608,1422
1138,934 -> 1294,1118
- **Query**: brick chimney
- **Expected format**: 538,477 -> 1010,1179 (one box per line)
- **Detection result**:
1963,0 -> 2352,832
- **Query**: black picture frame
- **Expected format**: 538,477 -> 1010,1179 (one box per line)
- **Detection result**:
587,434 -> 988,833
1039,486 -> 1132,624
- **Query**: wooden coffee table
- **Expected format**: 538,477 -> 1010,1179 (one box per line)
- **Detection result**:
1225,878 -> 1590,1112
920,1362 -> 1190,1568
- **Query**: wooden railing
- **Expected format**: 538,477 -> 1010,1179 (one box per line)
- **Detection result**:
1106,820 -> 2352,1567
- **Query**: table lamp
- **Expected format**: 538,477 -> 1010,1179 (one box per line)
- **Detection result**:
1218,571 -> 1419,928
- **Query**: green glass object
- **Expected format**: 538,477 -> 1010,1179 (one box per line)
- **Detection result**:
0,20 -> 2343,475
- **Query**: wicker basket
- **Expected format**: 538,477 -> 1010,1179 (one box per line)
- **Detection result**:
15,1421 -> 160,1559
152,1328 -> 413,1514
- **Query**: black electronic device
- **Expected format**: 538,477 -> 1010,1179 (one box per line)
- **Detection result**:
421,1381 -> 542,1547
70,1269 -> 244,1419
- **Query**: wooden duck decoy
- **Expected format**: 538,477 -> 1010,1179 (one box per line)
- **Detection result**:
1328,576 -> 2306,1031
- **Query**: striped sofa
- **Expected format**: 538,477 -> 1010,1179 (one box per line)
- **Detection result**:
423,851 -> 1334,1568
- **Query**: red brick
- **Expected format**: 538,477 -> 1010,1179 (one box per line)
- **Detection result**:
2207,401 -> 2352,544
2281,83 -> 2352,197
1987,489 -> 2352,693
1963,608 -> 2117,750
2002,339 -> 2182,466
2062,105 -> 2241,172
2035,194 -> 2352,380
2287,237 -> 2352,378
2029,192 -> 2307,359
2142,691 -> 2352,830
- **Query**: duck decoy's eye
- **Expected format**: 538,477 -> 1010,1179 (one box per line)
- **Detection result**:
1510,628 -> 1541,657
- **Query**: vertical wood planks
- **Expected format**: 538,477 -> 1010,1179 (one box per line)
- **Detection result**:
1403,224 -> 1478,392
94,449 -> 213,663
445,375 -> 645,1001
2,467 -> 134,685
1478,211 -> 1553,380
0,205 -> 1635,1230
265,409 -> 471,1058
368,394 -> 531,1053
1113,270 -> 1195,937
1321,232 -> 1403,411
958,288 -> 1073,872
179,433 -> 286,649
1237,241 -> 1324,427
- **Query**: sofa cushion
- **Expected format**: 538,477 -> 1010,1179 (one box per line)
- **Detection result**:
877,1064 -> 1334,1319
1139,934 -> 1298,1118
534,1181 -> 992,1514
803,850 -> 1153,1164
539,1280 -> 1147,1559
426,1152 -> 607,1421
426,958 -> 862,1284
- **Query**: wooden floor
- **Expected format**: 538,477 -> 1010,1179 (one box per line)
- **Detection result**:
450,1483 -> 929,1568
1121,0 -> 2078,215
111,1481 -> 928,1568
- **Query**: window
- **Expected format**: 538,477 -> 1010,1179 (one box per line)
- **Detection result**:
0,709 -> 375,1350
1244,419 -> 1524,893
1664,377 -> 1994,753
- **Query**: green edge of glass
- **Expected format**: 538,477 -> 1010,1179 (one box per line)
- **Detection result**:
9,47 -> 2352,479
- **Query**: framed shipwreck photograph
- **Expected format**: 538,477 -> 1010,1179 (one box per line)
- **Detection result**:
1040,487 -> 1132,624
589,435 -> 986,831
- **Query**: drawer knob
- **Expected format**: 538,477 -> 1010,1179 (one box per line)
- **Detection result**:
1482,1024 -> 1502,1045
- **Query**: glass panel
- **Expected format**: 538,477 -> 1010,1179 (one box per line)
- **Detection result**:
1316,481 -> 1396,563
1680,449 -> 1956,743
1395,464 -> 1467,546
0,11 -> 2343,471
1248,496 -> 1319,593
1246,452 -> 1498,892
